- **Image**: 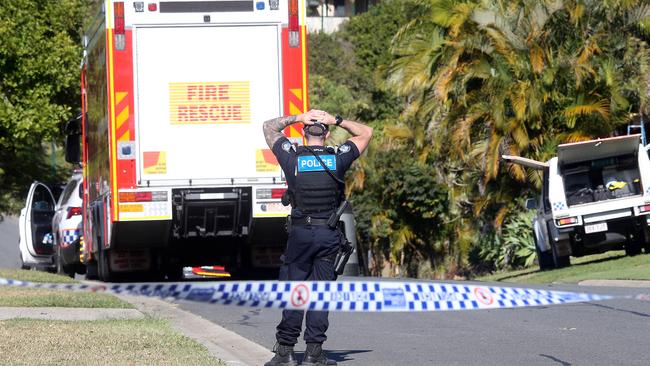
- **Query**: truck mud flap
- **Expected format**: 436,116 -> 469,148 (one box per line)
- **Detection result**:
172,187 -> 251,239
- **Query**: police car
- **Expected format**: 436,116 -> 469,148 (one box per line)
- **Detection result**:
18,172 -> 84,276
504,134 -> 650,270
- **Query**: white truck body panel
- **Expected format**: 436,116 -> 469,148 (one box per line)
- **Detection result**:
133,24 -> 283,184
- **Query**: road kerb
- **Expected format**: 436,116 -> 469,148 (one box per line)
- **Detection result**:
113,292 -> 273,366
578,279 -> 650,288
0,307 -> 144,321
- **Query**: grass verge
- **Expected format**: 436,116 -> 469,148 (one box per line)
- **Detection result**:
477,251 -> 650,284
0,268 -> 131,308
0,317 -> 224,365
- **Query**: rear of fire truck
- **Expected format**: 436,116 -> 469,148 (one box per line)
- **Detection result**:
80,0 -> 309,281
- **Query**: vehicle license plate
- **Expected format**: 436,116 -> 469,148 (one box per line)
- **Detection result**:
585,222 -> 608,234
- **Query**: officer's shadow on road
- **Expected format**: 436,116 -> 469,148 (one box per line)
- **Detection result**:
294,349 -> 372,364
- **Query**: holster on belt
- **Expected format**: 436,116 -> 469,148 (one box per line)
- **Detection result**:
285,215 -> 292,234
334,234 -> 353,276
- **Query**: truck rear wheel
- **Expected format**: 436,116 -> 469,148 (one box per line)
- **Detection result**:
85,260 -> 99,280
98,248 -> 115,282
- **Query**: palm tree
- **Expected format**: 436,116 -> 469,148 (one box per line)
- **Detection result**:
383,0 -> 650,269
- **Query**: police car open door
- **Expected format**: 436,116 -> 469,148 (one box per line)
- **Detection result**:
20,182 -> 56,257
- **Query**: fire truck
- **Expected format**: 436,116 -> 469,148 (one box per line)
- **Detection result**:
67,0 -> 355,281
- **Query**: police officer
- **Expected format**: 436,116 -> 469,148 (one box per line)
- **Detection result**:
262,109 -> 372,366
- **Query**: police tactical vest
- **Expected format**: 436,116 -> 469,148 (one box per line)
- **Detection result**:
292,146 -> 342,215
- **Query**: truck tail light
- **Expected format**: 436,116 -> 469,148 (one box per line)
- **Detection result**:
119,191 -> 167,202
66,207 -> 83,219
271,188 -> 287,199
114,2 -> 126,50
556,217 -> 578,226
288,0 -> 299,47
257,188 -> 286,200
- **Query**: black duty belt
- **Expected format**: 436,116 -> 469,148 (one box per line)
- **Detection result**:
292,217 -> 330,226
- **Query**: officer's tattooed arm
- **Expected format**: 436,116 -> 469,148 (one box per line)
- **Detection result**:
263,110 -> 321,148
263,115 -> 298,148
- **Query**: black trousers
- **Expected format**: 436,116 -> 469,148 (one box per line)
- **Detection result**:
276,224 -> 341,345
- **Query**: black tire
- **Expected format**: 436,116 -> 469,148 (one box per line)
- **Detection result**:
85,260 -> 99,280
625,237 -> 643,256
551,240 -> 570,268
19,254 -> 30,270
165,265 -> 184,281
535,246 -> 554,270
98,248 -> 114,282
55,245 -> 75,278
533,230 -> 554,270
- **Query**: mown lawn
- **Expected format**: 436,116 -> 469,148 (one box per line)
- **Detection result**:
477,251 -> 650,284
0,317 -> 224,365
0,268 -> 131,308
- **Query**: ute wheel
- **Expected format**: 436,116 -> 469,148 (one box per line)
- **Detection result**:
98,248 -> 115,282
56,246 -> 75,278
536,246 -> 555,271
19,254 -> 29,270
551,240 -> 570,268
534,231 -> 554,270
625,234 -> 643,256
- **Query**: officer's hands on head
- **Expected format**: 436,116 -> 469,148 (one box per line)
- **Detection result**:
301,109 -> 335,126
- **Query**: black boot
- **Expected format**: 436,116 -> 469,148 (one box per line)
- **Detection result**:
264,342 -> 298,366
301,343 -> 337,366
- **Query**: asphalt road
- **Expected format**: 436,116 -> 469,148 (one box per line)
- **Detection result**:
1,217 -> 649,365
175,280 -> 650,366
0,216 -> 20,268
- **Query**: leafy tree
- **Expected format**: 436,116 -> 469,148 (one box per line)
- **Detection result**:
0,0 -> 88,214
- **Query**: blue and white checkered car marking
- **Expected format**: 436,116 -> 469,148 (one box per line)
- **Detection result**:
552,201 -> 567,211
297,155 -> 336,172
61,229 -> 81,245
0,278 -> 627,312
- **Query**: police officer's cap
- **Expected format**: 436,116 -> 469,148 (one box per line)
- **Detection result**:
304,121 -> 329,137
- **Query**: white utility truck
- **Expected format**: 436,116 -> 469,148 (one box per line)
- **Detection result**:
67,0 -> 360,281
503,134 -> 650,269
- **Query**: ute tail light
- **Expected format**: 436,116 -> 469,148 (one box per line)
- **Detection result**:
288,0 -> 299,47
638,204 -> 650,214
66,207 -> 83,219
114,2 -> 126,50
556,217 -> 578,226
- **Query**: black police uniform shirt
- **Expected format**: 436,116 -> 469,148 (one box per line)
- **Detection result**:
272,136 -> 360,218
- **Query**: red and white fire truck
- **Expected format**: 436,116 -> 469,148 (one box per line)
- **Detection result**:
74,0 -> 312,281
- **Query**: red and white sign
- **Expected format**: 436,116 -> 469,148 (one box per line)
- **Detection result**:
474,287 -> 494,306
291,283 -> 310,308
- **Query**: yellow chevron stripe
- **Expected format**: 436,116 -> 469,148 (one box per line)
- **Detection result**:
118,130 -> 130,141
290,88 -> 302,101
116,106 -> 129,129
115,91 -> 127,105
290,101 -> 302,115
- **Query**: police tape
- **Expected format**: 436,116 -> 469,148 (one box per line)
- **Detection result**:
0,277 -> 647,312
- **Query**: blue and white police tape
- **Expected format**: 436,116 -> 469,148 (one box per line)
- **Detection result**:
0,277 -> 647,312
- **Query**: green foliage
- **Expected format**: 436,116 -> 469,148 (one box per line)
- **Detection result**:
499,209 -> 536,269
382,0 -> 650,274
351,149 -> 449,277
0,0 -> 87,214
